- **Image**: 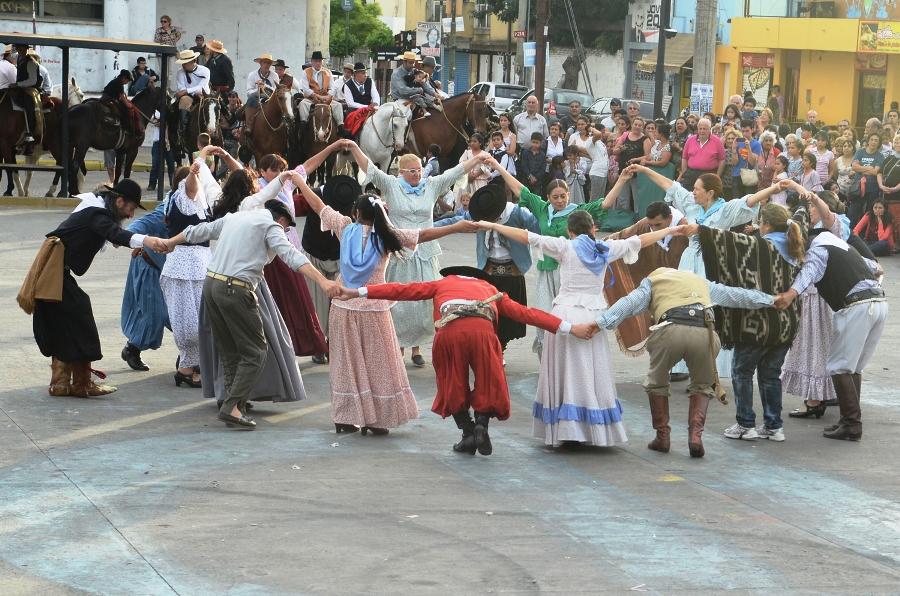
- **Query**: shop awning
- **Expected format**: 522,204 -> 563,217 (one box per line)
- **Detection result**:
637,33 -> 695,73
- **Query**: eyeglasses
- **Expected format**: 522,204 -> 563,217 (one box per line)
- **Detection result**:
400,168 -> 423,174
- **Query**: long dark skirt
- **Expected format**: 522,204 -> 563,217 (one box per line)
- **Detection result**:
263,258 -> 328,356
485,271 -> 527,350
33,271 -> 101,362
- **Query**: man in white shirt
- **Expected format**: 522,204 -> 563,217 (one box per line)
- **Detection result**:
513,96 -> 549,143
599,98 -> 621,132
342,62 -> 380,111
0,45 -> 17,90
298,51 -> 344,131
243,53 -> 280,136
174,49 -> 211,142
333,63 -> 354,105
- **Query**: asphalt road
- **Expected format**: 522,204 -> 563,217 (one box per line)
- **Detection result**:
2,206 -> 900,595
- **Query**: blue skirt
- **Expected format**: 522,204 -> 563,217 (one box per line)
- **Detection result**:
120,255 -> 169,350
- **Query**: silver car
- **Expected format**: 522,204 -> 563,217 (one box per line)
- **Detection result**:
469,82 -> 528,113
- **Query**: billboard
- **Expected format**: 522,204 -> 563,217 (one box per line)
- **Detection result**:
417,21 -> 441,57
858,21 -> 900,54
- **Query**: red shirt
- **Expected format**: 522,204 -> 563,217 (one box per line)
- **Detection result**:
682,133 -> 725,171
364,276 -> 563,332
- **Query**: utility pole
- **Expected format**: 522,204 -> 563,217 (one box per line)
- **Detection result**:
515,0 -> 529,86
534,0 -> 549,115
693,0 -> 717,87
448,0 -> 457,95
653,0 -> 672,119
506,18 -> 512,84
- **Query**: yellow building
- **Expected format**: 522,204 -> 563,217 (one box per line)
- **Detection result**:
717,14 -> 900,127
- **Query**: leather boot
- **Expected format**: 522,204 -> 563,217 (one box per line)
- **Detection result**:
852,373 -> 862,399
178,110 -> 190,145
824,374 -> 862,441
687,394 -> 712,458
473,412 -> 493,456
647,393 -> 671,453
70,362 -> 117,398
451,409 -> 476,455
48,357 -> 72,396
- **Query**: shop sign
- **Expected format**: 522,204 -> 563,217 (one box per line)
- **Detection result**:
858,21 -> 900,54
740,53 -> 775,68
855,53 -> 888,71
690,83 -> 713,114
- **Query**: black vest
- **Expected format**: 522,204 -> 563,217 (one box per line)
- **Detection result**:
166,198 -> 210,247
346,78 -> 373,106
809,229 -> 875,312
17,57 -> 42,88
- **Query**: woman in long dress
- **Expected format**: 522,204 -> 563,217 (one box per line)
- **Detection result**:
196,150 -> 307,408
342,139 -> 493,367
475,211 -> 677,447
295,175 -> 477,434
628,164 -> 768,378
458,133 -> 493,197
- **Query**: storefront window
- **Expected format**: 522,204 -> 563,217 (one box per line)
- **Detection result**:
857,73 -> 886,127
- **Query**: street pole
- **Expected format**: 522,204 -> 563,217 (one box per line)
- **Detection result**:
534,0 -> 549,115
653,0 -> 671,119
448,0 -> 457,95
515,0 -> 528,85
693,0 -> 717,87
506,18 -> 512,84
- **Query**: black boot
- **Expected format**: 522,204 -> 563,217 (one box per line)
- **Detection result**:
473,413 -> 493,456
824,374 -> 862,441
121,343 -> 149,371
178,110 -> 190,146
451,409 -> 476,455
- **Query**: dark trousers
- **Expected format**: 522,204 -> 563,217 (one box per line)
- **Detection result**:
203,277 -> 267,413
732,342 -> 791,430
867,240 -> 891,256
149,141 -> 175,187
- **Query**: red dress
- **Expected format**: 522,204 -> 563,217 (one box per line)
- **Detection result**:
365,276 -> 563,420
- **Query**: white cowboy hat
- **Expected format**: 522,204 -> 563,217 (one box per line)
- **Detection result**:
206,39 -> 227,54
175,49 -> 200,64
254,53 -> 275,64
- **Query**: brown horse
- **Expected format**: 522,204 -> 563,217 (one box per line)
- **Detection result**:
65,86 -> 164,195
407,92 -> 490,169
301,102 -> 339,187
166,94 -> 223,164
0,89 -> 31,196
239,85 -> 294,167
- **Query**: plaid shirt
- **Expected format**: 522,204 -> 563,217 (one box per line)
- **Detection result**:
153,26 -> 181,46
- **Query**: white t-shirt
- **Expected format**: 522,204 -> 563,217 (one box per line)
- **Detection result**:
586,137 -> 609,177
0,59 -> 17,89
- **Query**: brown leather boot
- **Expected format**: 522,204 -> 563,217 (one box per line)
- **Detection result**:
687,394 -> 712,458
647,393 -> 671,453
824,374 -> 861,441
48,357 -> 72,396
70,362 -> 117,398
851,373 -> 861,399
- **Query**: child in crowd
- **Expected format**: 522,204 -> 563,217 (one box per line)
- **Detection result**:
423,143 -> 442,178
800,151 -> 824,192
518,132 -> 547,194
488,131 -> 516,177
548,155 -> 566,183
562,145 -> 586,205
770,154 -> 790,206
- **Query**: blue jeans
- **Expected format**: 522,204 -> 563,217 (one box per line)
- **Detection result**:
731,342 -> 791,430
149,141 -> 175,187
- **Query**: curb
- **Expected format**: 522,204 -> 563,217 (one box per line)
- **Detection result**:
0,197 -> 163,209
15,159 -> 152,172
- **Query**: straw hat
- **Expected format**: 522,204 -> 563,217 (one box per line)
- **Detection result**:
254,53 -> 275,64
206,39 -> 227,54
398,51 -> 418,62
175,49 -> 200,64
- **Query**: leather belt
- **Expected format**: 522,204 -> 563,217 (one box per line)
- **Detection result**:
484,260 -> 520,276
659,304 -> 711,328
206,271 -> 252,289
844,287 -> 885,307
435,294 -> 503,329
140,249 -> 160,272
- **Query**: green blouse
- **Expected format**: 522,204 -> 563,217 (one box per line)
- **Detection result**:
517,187 -> 608,271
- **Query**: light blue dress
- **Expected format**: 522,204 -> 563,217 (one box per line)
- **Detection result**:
664,182 -> 759,377
121,199 -> 170,351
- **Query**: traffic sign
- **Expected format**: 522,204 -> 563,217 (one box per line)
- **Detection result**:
513,29 -> 526,39
342,0 -> 353,11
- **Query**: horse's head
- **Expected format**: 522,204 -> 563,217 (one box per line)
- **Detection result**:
467,92 -> 490,134
69,77 -> 84,106
201,96 -> 221,135
274,85 -> 294,124
311,103 -> 333,142
388,104 -> 408,151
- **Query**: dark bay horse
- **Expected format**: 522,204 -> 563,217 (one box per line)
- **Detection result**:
406,92 -> 490,169
66,86 -> 164,194
239,85 -> 295,167
301,102 -> 339,187
166,94 -> 223,164
0,88 -> 31,196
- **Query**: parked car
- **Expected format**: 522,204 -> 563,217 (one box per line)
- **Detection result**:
585,97 -> 655,125
505,88 -> 597,122
469,82 -> 528,113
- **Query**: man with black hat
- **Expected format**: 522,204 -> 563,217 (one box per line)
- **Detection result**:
9,43 -> 42,152
419,56 -> 447,101
164,194 -> 342,429
600,98 -> 622,132
31,179 -> 168,398
101,69 -> 142,134
342,62 -> 381,137
273,59 -> 301,95
298,51 -> 344,131
337,266 -> 595,455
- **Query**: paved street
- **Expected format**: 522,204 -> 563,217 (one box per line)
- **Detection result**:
2,205 -> 900,595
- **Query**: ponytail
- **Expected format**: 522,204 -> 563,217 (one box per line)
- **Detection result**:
355,194 -> 404,255
786,220 -> 806,264
760,202 -> 806,264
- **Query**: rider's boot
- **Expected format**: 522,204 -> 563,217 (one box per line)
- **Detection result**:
178,109 -> 190,146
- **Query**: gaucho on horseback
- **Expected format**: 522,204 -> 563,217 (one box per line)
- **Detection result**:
298,51 -> 344,134
241,53 -> 280,139
174,49 -> 210,145
342,62 -> 380,138
390,51 -> 442,120
9,43 -> 43,153
100,70 -> 143,136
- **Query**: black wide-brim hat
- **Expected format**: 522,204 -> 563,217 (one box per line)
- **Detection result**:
467,183 -> 507,222
440,266 -> 493,283
310,51 -> 324,60
322,175 -> 361,216
264,199 -> 297,228
104,178 -> 146,209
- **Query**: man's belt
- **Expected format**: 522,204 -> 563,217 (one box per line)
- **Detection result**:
844,287 -> 885,307
484,260 -> 520,276
658,304 -> 710,328
206,271 -> 252,289
435,293 -> 503,329
140,249 -> 161,272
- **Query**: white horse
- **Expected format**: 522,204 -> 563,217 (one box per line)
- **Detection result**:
342,102 -> 410,175
15,77 -> 85,197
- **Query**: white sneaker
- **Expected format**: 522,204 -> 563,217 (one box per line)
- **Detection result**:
757,426 -> 785,442
724,423 -> 758,440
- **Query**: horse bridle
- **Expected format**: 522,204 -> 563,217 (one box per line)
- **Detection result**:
440,93 -> 487,142
260,88 -> 292,132
372,104 -> 406,150
195,95 -> 220,133
311,102 -> 334,141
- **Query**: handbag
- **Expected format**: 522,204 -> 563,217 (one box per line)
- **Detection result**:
739,167 -> 758,187
848,173 -> 865,199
